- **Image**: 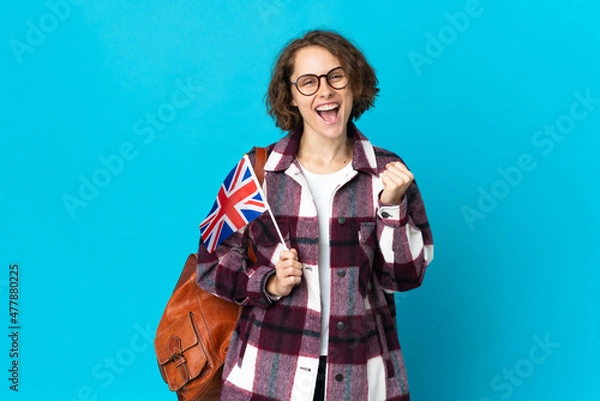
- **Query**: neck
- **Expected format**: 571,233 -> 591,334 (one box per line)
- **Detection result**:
297,132 -> 353,174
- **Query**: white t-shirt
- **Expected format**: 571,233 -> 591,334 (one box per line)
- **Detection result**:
298,160 -> 354,355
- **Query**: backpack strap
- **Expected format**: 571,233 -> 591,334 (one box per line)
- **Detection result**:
254,147 -> 267,185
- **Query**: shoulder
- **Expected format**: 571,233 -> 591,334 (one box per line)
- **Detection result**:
351,124 -> 408,174
371,145 -> 408,172
245,143 -> 276,164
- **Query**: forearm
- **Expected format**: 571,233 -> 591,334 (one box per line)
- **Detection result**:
196,230 -> 278,307
375,185 -> 434,291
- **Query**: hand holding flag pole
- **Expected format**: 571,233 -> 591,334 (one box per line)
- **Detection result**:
199,154 -> 287,253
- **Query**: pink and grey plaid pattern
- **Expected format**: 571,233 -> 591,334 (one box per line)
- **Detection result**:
197,123 -> 434,401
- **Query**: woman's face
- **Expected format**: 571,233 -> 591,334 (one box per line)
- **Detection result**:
290,46 -> 353,141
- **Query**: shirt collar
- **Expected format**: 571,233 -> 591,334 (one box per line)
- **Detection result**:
264,122 -> 380,176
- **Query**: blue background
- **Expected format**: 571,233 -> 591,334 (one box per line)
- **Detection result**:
2,0 -> 599,400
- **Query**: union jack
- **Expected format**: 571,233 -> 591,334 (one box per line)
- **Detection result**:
199,155 -> 267,253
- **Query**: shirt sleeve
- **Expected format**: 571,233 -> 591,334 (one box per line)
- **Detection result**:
196,220 -> 284,308
374,180 -> 434,292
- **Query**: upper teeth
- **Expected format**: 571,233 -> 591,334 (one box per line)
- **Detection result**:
316,104 -> 338,111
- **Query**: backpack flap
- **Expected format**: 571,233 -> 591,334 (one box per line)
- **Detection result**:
155,311 -> 208,391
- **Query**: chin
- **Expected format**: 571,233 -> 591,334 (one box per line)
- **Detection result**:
322,124 -> 347,138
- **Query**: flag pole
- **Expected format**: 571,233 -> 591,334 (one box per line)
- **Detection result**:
244,154 -> 288,251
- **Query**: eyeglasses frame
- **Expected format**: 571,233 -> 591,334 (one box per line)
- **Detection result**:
290,66 -> 349,96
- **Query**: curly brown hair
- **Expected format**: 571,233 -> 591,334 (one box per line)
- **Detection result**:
266,30 -> 379,133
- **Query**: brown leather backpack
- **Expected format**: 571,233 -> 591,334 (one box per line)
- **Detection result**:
154,148 -> 268,400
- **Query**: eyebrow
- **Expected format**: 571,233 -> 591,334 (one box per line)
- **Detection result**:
292,66 -> 343,80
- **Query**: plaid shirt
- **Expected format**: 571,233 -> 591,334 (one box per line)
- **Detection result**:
197,124 -> 434,401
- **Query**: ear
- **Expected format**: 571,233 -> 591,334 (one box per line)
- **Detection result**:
291,97 -> 298,107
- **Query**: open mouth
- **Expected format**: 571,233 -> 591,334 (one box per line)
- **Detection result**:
315,103 -> 340,125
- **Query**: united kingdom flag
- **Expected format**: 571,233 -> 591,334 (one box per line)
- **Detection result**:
199,155 -> 268,253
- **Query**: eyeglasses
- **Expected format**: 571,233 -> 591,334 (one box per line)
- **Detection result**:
290,66 -> 349,96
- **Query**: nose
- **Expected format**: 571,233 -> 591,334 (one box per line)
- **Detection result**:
316,75 -> 333,97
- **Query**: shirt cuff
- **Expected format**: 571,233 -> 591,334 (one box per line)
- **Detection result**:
247,266 -> 277,307
264,271 -> 282,302
377,195 -> 408,227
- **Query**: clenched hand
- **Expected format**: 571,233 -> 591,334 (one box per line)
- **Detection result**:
380,161 -> 414,205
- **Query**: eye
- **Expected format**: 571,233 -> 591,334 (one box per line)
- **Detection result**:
299,77 -> 317,87
329,70 -> 346,82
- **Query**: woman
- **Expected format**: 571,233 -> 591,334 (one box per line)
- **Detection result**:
197,30 -> 434,401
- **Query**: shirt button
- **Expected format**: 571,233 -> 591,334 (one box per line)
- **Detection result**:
336,321 -> 345,330
335,373 -> 344,382
381,211 -> 391,218
258,298 -> 267,305
337,270 -> 346,278
338,217 -> 346,225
